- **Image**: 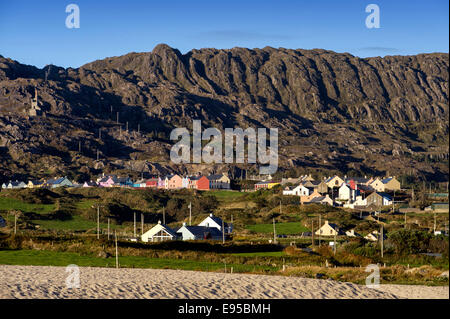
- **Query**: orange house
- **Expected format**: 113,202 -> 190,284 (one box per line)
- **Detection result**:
188,176 -> 210,190
300,190 -> 322,204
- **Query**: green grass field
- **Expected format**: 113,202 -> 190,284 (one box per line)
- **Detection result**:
246,222 -> 309,235
231,251 -> 286,257
210,190 -> 246,202
31,215 -> 122,231
0,197 -> 55,214
0,249 -> 278,273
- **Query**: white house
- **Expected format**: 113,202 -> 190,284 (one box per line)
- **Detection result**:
315,220 -> 341,236
345,229 -> 361,237
338,183 -> 352,200
141,221 -> 179,242
176,224 -> 223,241
198,213 -> 233,234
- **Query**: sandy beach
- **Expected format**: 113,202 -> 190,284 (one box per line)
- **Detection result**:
0,265 -> 447,299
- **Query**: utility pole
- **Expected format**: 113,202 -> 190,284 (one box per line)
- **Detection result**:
14,213 -> 17,235
334,230 -> 337,255
273,218 -> 277,244
116,112 -> 119,124
318,215 -> 321,246
405,212 -> 407,229
107,218 -> 110,240
78,141 -> 81,153
97,205 -> 100,239
189,202 -> 192,226
99,128 -> 102,140
115,230 -> 119,269
381,225 -> 384,258
311,220 -> 314,247
222,219 -> 225,244
163,206 -> 166,224
97,149 -> 99,161
434,213 -> 436,234
126,121 -> 129,132
133,212 -> 136,238
141,213 -> 144,236
137,123 -> 140,133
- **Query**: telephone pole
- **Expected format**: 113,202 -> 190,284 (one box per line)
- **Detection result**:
97,205 -> 100,239
141,213 -> 144,236
115,230 -> 119,269
222,219 -> 225,244
189,202 -> 192,226
381,225 -> 384,258
318,215 -> 321,246
107,218 -> 110,240
273,218 -> 277,244
133,212 -> 136,238
311,220 -> 314,247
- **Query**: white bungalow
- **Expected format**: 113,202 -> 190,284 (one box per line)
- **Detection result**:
198,213 -> 233,234
176,223 -> 224,241
315,220 -> 342,236
141,221 -> 179,242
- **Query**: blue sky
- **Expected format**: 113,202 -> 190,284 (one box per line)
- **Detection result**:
0,0 -> 448,68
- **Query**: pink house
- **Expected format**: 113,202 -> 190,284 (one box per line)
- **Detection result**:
157,177 -> 165,189
165,174 -> 183,189
98,175 -> 116,187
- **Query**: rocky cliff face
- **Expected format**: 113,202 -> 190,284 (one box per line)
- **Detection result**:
0,45 -> 448,182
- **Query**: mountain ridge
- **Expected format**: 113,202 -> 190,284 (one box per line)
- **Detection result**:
0,44 -> 448,182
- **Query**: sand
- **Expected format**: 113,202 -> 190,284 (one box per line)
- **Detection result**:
0,265 -> 447,299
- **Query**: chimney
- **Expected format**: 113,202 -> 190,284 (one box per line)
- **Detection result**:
158,220 -> 161,224
182,222 -> 187,227
210,213 -> 213,217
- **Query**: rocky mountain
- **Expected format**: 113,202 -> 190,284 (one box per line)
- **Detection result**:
0,44 -> 448,182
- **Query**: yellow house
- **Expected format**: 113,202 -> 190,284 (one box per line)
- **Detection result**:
315,220 -> 341,236
325,176 -> 344,188
381,177 -> 401,191
370,178 -> 384,192
27,180 -> 44,188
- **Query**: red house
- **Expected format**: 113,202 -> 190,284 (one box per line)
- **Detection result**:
145,178 -> 158,188
189,176 -> 210,190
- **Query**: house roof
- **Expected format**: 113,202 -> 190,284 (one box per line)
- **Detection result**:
381,177 -> 393,184
46,177 -> 67,185
29,180 -> 43,185
143,222 -> 178,238
309,196 -> 326,202
347,177 -> 370,184
207,174 -> 224,181
178,225 -> 223,238
203,214 -> 229,228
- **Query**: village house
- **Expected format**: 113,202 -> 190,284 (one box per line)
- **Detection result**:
188,175 -> 210,190
366,192 -> 393,207
300,189 -> 322,204
43,177 -> 73,188
364,230 -> 386,242
344,195 -> 367,209
283,184 -> 311,196
27,180 -> 44,188
381,177 -> 401,191
165,174 -> 183,189
254,181 -> 280,191
305,180 -> 328,194
306,195 -> 334,206
315,220 -> 342,236
345,229 -> 362,237
207,174 -> 230,189
145,178 -> 158,188
325,176 -> 345,189
338,183 -> 353,201
82,181 -> 97,187
176,224 -> 224,241
198,213 -> 233,234
141,221 -> 179,242
2,181 -> 27,189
